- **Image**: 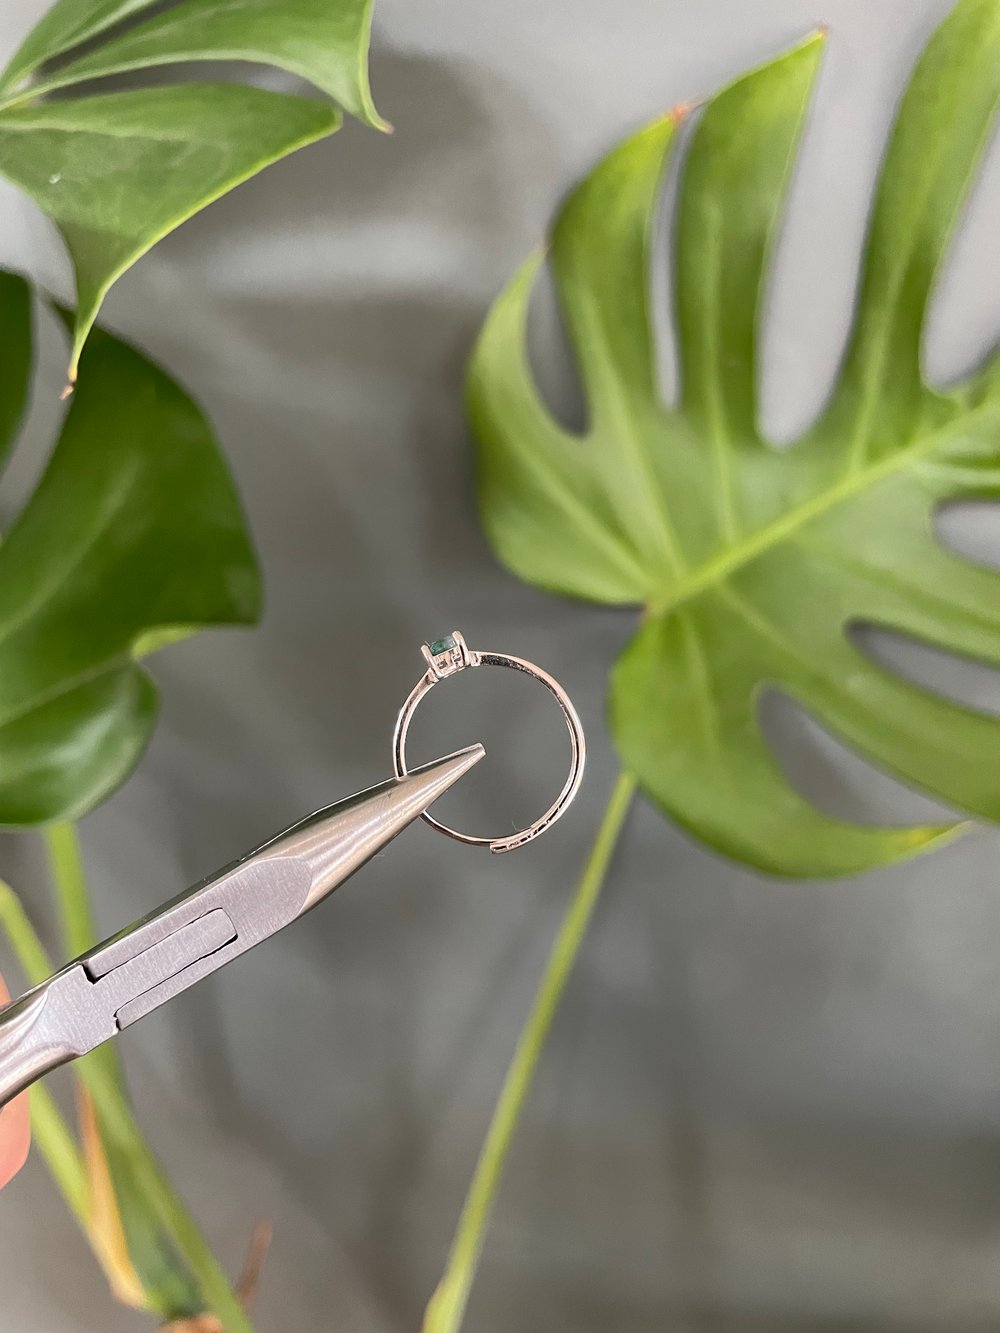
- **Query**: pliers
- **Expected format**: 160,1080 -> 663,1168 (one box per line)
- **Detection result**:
0,745 -> 484,1109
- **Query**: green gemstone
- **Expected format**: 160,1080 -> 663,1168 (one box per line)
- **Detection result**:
428,635 -> 457,656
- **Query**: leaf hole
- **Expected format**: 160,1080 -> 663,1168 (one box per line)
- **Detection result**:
849,622 -> 1000,722
757,685 -> 955,824
525,253 -> 589,436
649,111 -> 690,411
527,108 -> 692,429
934,499 -> 1000,574
756,47 -> 858,448
921,118 -> 1000,391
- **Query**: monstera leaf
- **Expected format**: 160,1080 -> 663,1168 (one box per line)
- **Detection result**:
470,0 -> 1000,877
0,0 -> 383,376
0,269 -> 259,827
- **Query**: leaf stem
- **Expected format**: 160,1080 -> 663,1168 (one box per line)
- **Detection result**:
40,825 -> 257,1333
73,1055 -> 258,1333
29,1083 -> 91,1227
44,822 -> 98,959
0,874 -> 57,985
43,822 -> 128,1103
422,769 -> 638,1333
0,877 -> 91,1227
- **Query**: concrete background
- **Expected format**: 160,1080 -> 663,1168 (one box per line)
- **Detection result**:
2,0 -> 1000,1328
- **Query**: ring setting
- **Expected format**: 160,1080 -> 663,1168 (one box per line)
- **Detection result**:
393,630 -> 586,854
422,632 -> 472,678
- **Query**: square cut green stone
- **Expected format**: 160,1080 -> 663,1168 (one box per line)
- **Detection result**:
428,635 -> 457,656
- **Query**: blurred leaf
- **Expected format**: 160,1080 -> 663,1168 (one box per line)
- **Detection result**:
0,0 -> 383,373
470,0 -> 1000,877
79,1072 -> 207,1317
72,1041 -> 256,1332
0,285 -> 260,826
77,1087 -> 154,1310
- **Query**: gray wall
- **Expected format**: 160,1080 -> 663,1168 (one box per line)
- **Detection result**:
3,1 -> 1000,1328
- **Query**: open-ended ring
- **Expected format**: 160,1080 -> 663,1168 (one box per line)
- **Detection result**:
392,630 -> 586,853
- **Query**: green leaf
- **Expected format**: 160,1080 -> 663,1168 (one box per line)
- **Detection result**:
0,0 -> 384,373
0,85 -> 339,377
1,0 -> 385,132
0,289 -> 260,827
0,1 -> 165,93
0,270 -> 32,474
470,0 -> 1000,877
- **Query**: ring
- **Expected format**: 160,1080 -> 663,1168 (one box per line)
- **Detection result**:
392,631 -> 586,853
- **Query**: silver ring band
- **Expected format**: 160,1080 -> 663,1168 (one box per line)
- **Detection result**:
392,631 -> 586,853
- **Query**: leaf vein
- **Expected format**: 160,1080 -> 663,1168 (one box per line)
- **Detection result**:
652,400 -> 1000,614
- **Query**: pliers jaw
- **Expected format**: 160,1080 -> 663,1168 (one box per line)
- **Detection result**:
0,746 -> 485,1108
